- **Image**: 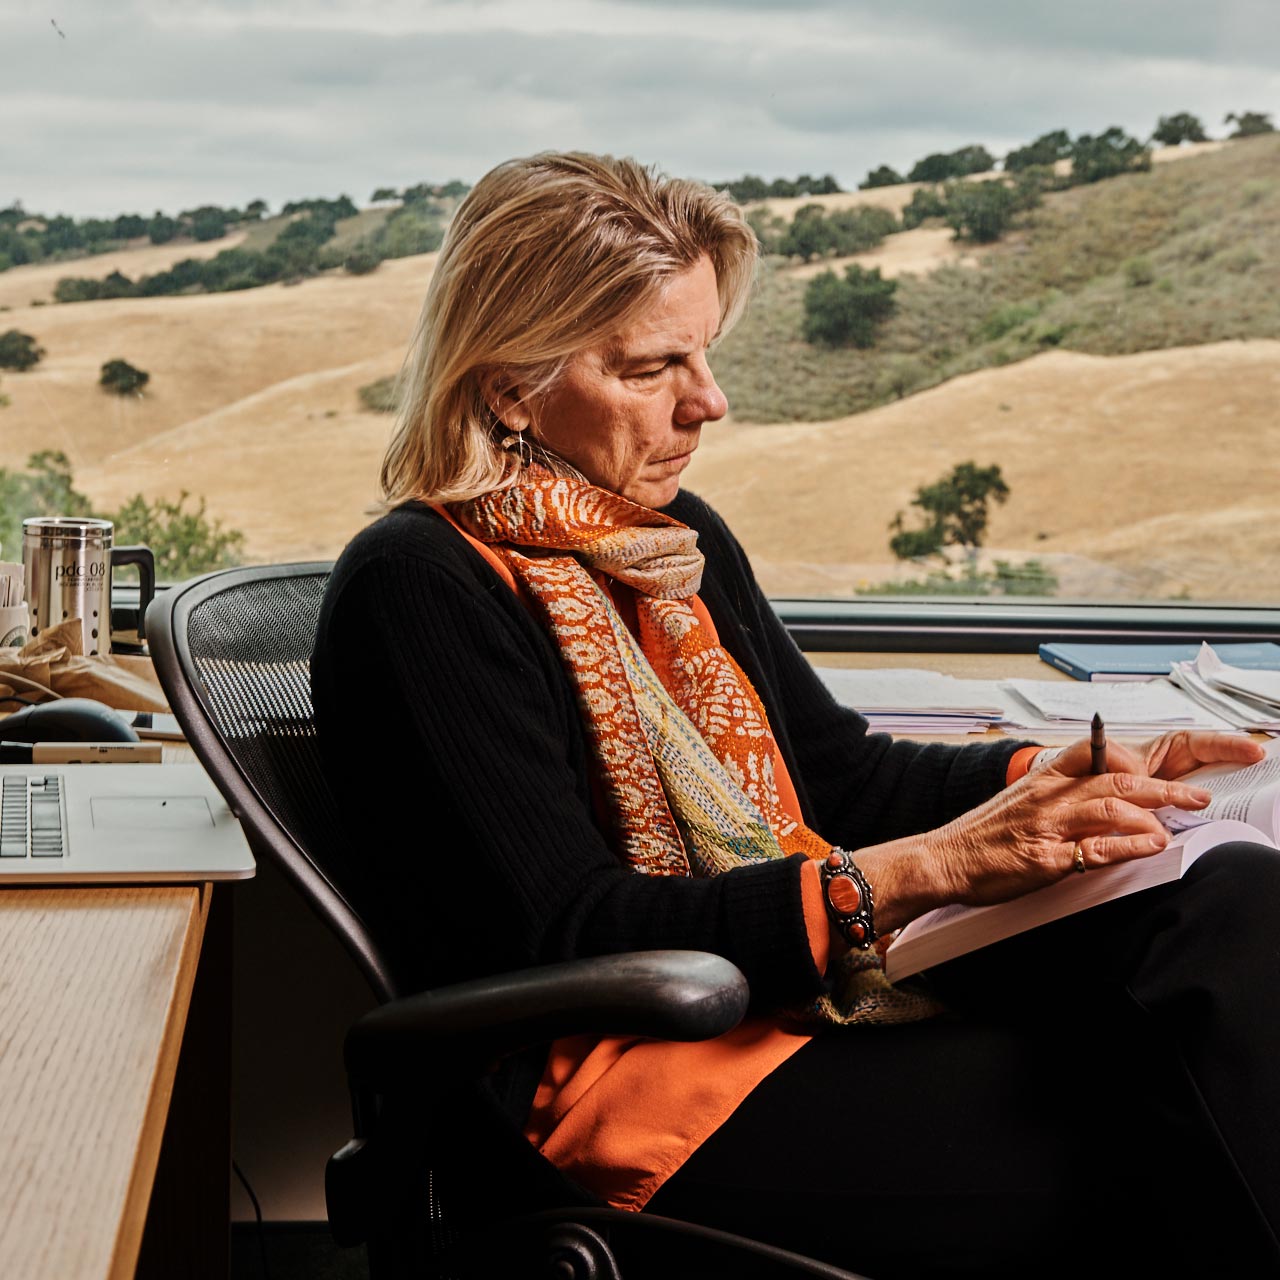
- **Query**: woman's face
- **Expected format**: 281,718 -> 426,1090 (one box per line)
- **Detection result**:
525,254 -> 729,509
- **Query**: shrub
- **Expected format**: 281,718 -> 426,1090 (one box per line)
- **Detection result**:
1004,129 -> 1072,173
1124,256 -> 1156,287
111,490 -> 245,579
0,329 -> 44,371
979,300 -> 1040,342
901,186 -> 948,229
1152,112 -> 1208,146
1069,128 -> 1152,184
358,375 -> 400,412
860,165 -> 904,189
1225,111 -> 1275,138
944,180 -> 1016,243
343,248 -> 381,275
802,266 -> 897,348
100,359 -> 149,396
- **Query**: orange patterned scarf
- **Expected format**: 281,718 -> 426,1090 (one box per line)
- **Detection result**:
451,471 -> 938,1024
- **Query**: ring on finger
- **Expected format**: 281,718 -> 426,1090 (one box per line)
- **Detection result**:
1072,843 -> 1086,874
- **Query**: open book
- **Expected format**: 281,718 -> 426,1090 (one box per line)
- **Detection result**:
884,740 -> 1280,983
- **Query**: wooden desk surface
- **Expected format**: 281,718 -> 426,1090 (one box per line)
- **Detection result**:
0,883 -> 208,1279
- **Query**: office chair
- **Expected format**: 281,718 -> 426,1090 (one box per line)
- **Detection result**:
147,563 -> 872,1280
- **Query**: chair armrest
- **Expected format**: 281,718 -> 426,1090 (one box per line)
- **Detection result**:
344,949 -> 748,1087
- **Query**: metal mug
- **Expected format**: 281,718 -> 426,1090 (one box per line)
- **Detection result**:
21,517 -> 155,656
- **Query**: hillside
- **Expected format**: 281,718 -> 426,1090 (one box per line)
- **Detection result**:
0,229 -> 250,309
0,255 -> 431,470
686,339 -> 1280,603
0,138 -> 1275,603
713,135 -> 1280,422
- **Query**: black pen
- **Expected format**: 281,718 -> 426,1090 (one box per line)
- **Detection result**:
1090,712 -> 1108,775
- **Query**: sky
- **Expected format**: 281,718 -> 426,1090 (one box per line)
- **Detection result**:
5,0 -> 1280,217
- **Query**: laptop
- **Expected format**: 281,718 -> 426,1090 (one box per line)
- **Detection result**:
0,763 -> 256,884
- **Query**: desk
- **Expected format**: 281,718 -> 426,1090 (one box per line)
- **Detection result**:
0,869 -> 232,1279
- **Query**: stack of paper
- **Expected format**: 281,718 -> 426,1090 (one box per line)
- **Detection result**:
1168,644 -> 1280,732
815,667 -> 1006,734
998,677 -> 1238,738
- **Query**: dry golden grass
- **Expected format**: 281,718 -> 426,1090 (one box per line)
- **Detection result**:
0,254 -> 433,468
785,226 -> 983,281
686,339 -> 1280,603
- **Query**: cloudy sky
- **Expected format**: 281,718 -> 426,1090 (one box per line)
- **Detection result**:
5,0 -> 1280,217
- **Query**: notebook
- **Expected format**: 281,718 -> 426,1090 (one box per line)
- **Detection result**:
0,763 -> 255,884
1038,640 -> 1280,682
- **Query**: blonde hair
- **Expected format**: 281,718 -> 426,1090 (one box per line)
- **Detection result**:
380,152 -> 758,506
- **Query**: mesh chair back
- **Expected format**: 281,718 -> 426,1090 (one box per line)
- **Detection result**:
147,563 -> 400,1001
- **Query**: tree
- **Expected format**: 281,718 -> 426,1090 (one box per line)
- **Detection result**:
1152,112 -> 1208,146
0,329 -> 44,371
100,359 -> 150,396
889,461 -> 1010,567
188,206 -> 229,242
944,180 -> 1016,243
908,145 -> 995,183
780,204 -> 833,260
901,186 -> 948,229
802,265 -> 897,348
1225,111 -> 1276,138
343,248 -> 380,275
1069,127 -> 1151,184
860,165 -> 904,189
1003,129 -> 1071,172
111,490 -> 245,579
370,187 -> 399,203
0,450 -> 93,555
245,199 -> 269,219
147,212 -> 180,245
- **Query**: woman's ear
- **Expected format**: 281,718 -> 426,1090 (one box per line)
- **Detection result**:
481,370 -> 532,432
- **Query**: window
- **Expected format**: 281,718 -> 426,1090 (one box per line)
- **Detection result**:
2,2 -> 1276,648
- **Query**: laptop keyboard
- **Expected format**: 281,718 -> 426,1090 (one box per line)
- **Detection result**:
1,775 -> 67,859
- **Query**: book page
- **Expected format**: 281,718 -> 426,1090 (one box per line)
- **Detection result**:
884,818 -> 1274,983
1157,739 -> 1280,838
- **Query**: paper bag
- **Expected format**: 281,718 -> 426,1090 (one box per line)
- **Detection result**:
0,618 -> 170,713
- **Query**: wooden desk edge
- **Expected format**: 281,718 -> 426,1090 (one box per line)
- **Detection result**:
108,884 -> 210,1280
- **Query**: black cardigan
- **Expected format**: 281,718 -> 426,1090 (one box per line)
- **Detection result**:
311,490 -> 1021,1013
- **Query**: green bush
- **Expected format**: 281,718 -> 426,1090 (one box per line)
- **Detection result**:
343,248 -> 381,275
979,301 -> 1040,341
944,180 -> 1016,243
1069,128 -> 1152,184
1124,256 -> 1156,287
358,375 -> 400,412
1152,112 -> 1208,146
0,329 -> 44,371
901,186 -> 948,229
802,266 -> 897,348
860,165 -> 904,189
100,359 -> 149,396
1225,111 -> 1275,138
112,491 -> 245,579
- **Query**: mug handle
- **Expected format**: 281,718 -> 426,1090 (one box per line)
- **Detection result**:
112,545 -> 156,640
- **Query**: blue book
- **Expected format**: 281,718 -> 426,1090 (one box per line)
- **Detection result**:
1038,641 -> 1280,682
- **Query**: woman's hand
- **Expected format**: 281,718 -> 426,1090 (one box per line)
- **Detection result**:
1028,732 -> 1264,783
855,753 -> 1218,933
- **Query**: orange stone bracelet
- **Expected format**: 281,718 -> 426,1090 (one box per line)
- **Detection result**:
819,849 -> 876,950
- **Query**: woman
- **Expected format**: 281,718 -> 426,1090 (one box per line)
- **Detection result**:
312,152 -> 1280,1276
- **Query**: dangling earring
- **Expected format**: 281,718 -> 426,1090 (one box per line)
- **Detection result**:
500,429 -> 533,468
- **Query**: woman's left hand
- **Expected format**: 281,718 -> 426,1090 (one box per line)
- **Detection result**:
1109,730 -> 1265,781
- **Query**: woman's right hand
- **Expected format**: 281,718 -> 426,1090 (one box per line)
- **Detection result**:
855,753 -> 1215,934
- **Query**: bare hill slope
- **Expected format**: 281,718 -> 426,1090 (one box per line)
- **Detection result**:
685,339 -> 1280,603
0,254 -> 432,468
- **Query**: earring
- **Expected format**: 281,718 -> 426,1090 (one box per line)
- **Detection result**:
500,430 -> 533,468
